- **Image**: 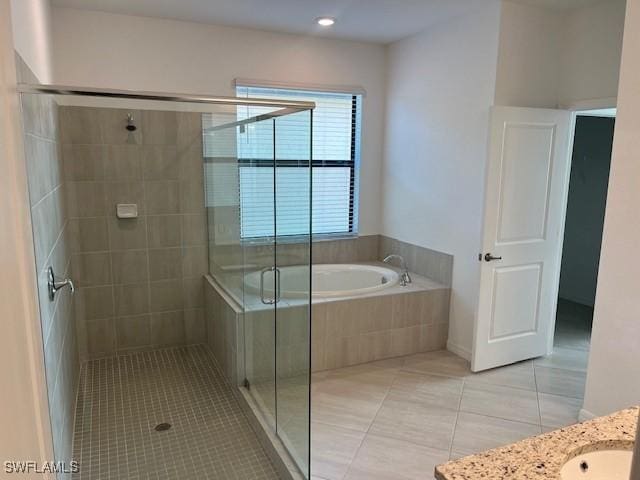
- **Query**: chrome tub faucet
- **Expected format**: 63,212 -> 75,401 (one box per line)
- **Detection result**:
383,254 -> 412,286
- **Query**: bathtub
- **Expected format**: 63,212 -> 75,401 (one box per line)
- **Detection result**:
245,263 -> 399,299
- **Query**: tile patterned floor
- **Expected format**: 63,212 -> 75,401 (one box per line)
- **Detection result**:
310,311 -> 590,480
71,345 -> 279,480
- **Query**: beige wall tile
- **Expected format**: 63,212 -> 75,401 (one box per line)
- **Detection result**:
104,145 -> 143,181
149,279 -> 184,312
142,110 -> 178,145
182,214 -> 207,246
142,145 -> 179,180
147,215 -> 181,248
86,318 -> 117,356
73,252 -> 112,287
81,286 -> 115,320
184,308 -> 206,344
114,283 -> 150,316
358,330 -> 393,364
390,325 -> 422,357
325,336 -> 359,370
148,248 -> 183,280
183,277 -> 204,308
145,181 -> 180,214
67,181 -> 107,218
180,180 -> 205,213
111,250 -> 149,284
182,246 -> 207,277
60,106 -> 104,144
71,217 -> 109,253
116,314 -> 151,349
420,322 -> 449,352
62,144 -> 106,181
151,311 -> 186,346
108,217 -> 147,251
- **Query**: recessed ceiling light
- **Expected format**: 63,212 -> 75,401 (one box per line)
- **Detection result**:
316,17 -> 336,27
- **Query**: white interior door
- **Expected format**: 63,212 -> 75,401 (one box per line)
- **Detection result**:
472,106 -> 573,372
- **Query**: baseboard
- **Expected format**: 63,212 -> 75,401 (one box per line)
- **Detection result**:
447,340 -> 472,361
579,408 -> 597,422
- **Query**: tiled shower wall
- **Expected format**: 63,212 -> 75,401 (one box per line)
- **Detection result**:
17,55 -> 79,477
60,106 -> 209,358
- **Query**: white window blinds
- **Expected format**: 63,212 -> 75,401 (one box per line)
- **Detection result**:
235,85 -> 362,239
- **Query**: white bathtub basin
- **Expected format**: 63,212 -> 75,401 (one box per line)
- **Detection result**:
244,263 -> 400,299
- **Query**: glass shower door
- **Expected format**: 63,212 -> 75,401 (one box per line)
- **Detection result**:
239,108 -> 312,478
274,110 -> 312,475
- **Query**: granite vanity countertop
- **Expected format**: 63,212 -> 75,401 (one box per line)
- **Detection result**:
435,406 -> 638,480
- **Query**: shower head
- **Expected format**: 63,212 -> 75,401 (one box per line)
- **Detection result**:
126,113 -> 137,132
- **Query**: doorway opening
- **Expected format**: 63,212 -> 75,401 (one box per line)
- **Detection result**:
553,110 -> 616,362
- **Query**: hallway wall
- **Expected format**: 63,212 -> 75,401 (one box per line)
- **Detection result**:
559,116 -> 614,307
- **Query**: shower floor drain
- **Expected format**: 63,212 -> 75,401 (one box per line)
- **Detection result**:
154,423 -> 171,432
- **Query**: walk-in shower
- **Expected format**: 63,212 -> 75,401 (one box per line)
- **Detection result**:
18,80 -> 313,479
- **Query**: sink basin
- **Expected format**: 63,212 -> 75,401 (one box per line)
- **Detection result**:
561,449 -> 632,479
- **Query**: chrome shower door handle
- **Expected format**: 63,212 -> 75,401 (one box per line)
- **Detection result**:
259,266 -> 282,305
47,266 -> 75,301
260,267 -> 276,305
274,267 -> 281,304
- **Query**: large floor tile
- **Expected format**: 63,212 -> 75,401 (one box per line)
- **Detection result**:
344,434 -> 449,480
538,392 -> 582,428
311,422 -> 365,480
465,360 -> 536,391
369,391 -> 458,450
459,382 -> 540,425
534,347 -> 589,372
389,371 -> 464,409
402,350 -> 471,378
311,363 -> 398,432
451,412 -> 541,457
534,365 -> 586,399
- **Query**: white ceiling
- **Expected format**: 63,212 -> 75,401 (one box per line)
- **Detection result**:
51,0 -> 605,45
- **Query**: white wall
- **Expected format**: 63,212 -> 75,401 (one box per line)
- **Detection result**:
10,0 -> 53,82
381,3 -> 503,358
495,0 -> 626,109
51,7 -> 387,235
494,1 -> 561,108
558,0 -> 627,108
582,0 -> 640,417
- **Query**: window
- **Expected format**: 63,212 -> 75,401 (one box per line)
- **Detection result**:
235,85 -> 362,239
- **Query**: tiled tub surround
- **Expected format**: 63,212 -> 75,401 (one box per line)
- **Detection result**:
60,106 -> 208,358
312,267 -> 450,371
204,264 -> 451,378
17,56 -> 79,477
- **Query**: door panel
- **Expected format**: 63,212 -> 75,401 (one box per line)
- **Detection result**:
473,107 -> 573,372
490,263 -> 542,340
498,124 -> 556,243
